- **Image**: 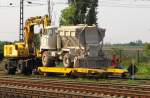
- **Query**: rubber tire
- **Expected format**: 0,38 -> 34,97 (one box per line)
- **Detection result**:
6,68 -> 15,75
73,57 -> 79,68
26,66 -> 32,75
18,60 -> 26,74
42,51 -> 55,67
25,60 -> 34,75
4,61 -> 16,75
63,53 -> 72,68
121,73 -> 127,79
18,60 -> 32,75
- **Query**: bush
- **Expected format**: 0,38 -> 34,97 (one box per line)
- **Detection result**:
137,63 -> 150,74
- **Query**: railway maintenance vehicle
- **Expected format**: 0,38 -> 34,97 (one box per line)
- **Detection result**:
3,15 -> 128,77
38,24 -> 128,77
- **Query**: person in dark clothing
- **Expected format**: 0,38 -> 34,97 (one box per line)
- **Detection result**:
128,62 -> 138,76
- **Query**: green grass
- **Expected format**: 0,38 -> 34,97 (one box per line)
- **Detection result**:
126,79 -> 138,84
137,63 -> 150,74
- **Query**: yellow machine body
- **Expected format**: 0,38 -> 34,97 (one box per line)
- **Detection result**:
4,42 -> 41,58
4,43 -> 28,58
4,15 -> 50,59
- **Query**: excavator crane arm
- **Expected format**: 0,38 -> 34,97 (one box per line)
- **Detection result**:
23,15 -> 50,56
3,15 -> 50,75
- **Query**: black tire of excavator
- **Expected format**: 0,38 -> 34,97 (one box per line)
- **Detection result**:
26,66 -> 32,75
17,60 -> 32,75
5,68 -> 15,75
24,60 -> 34,75
18,60 -> 26,74
42,51 -> 56,67
4,60 -> 16,75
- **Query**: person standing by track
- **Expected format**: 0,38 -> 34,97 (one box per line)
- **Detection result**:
127,59 -> 138,79
111,55 -> 119,67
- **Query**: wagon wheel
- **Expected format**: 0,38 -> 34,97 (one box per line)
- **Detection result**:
42,51 -> 55,67
73,57 -> 79,68
63,53 -> 72,68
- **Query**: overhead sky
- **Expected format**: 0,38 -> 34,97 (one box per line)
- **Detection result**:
0,0 -> 150,43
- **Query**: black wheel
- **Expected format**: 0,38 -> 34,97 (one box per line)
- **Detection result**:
100,73 -> 109,79
121,73 -> 127,79
25,59 -> 34,75
73,57 -> 79,68
8,68 -> 16,75
42,51 -> 55,67
26,65 -> 32,75
63,53 -> 72,68
18,60 -> 32,75
4,60 -> 16,75
5,64 -> 13,74
18,60 -> 26,74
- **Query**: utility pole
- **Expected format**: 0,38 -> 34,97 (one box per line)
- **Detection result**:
48,0 -> 51,20
48,0 -> 55,25
19,0 -> 24,41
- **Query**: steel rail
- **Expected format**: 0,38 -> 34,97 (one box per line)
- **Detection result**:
0,78 -> 149,98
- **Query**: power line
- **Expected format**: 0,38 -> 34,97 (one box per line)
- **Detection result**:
101,0 -> 150,1
0,1 -> 67,8
101,1 -> 150,8
101,4 -> 150,8
1,1 -> 150,8
0,4 -> 47,8
70,1 -> 150,8
25,0 -> 45,1
0,0 -> 47,8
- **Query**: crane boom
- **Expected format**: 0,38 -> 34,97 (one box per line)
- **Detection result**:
24,15 -> 50,56
4,15 -> 51,75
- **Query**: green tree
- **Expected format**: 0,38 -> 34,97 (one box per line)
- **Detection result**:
136,40 -> 143,46
129,41 -> 137,46
60,0 -> 98,25
60,5 -> 77,25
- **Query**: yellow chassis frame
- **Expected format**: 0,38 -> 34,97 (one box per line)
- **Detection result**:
38,67 -> 128,75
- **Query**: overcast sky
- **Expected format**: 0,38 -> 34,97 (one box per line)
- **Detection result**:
0,0 -> 150,43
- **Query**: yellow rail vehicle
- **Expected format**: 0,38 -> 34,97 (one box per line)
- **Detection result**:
38,66 -> 128,78
4,43 -> 27,58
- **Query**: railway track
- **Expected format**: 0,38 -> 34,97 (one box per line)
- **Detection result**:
0,77 -> 149,98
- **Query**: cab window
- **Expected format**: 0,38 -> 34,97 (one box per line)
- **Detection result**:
48,29 -> 53,36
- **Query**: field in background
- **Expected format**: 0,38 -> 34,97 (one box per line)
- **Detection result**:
103,46 -> 150,77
